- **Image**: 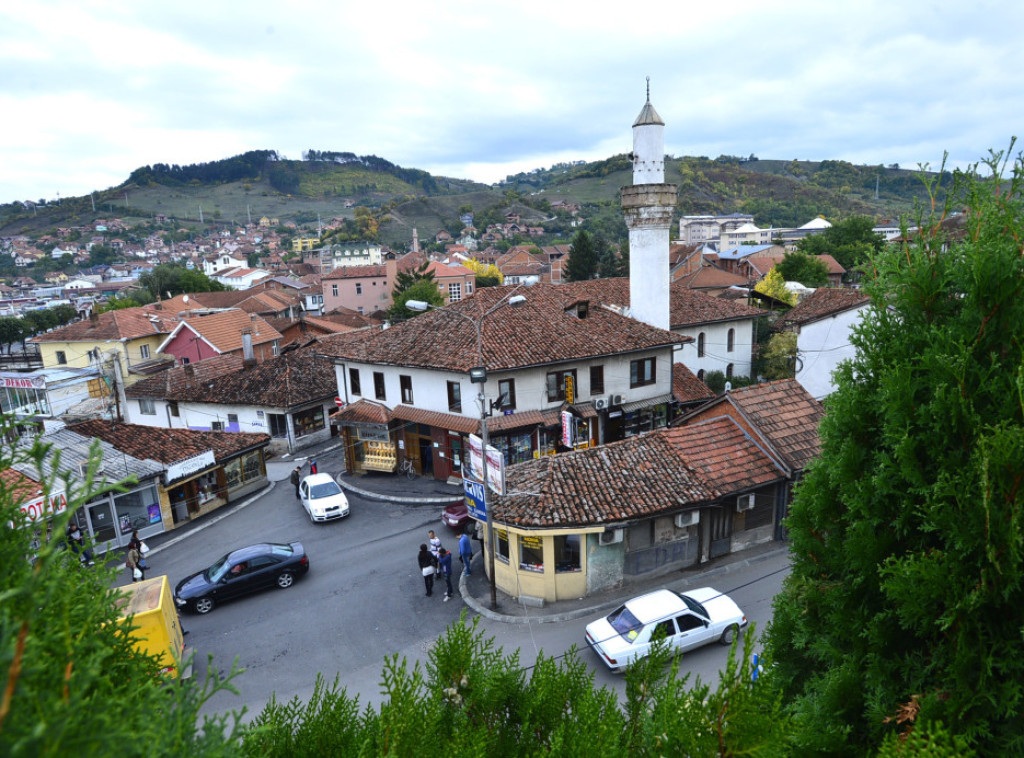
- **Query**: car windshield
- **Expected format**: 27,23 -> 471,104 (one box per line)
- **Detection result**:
310,481 -> 342,499
206,553 -> 233,583
606,605 -> 644,643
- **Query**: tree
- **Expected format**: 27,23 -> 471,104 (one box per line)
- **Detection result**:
766,152 -> 1024,754
775,251 -> 830,288
388,278 -> 443,321
0,417 -> 242,755
22,308 -> 58,337
89,244 -> 119,266
98,297 -> 141,312
391,260 -> 435,301
0,316 -> 26,353
595,237 -> 625,278
757,332 -> 797,380
139,264 -> 227,301
754,267 -> 797,306
564,229 -> 598,281
796,215 -> 885,270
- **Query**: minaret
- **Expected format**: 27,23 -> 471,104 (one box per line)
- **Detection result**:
622,79 -> 677,330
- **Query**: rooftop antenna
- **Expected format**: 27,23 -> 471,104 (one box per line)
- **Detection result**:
646,75 -> 650,102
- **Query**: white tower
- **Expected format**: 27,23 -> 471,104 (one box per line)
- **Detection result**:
622,80 -> 677,330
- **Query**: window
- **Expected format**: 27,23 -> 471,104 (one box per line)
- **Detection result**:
519,534 -> 544,572
180,356 -> 190,365
139,398 -> 155,416
546,370 -> 577,402
466,281 -> 473,295
448,283 -> 462,302
227,413 -> 239,427
726,363 -> 734,379
590,365 -> 604,395
331,284 -> 338,297
400,375 -> 413,404
355,283 -> 362,295
211,421 -> 224,432
140,344 -> 150,360
349,368 -> 361,396
272,341 -> 279,356
269,413 -> 287,437
697,369 -> 705,381
293,406 -> 325,438
447,381 -> 462,413
56,351 -> 67,365
697,332 -> 706,358
630,357 -> 656,388
554,534 -> 580,572
496,528 -> 509,563
498,378 -> 516,409
168,401 -> 179,417
374,371 -> 386,401
727,328 -> 735,353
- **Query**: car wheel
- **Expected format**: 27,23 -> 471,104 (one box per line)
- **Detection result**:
719,624 -> 739,645
276,572 -> 295,589
194,596 -> 215,615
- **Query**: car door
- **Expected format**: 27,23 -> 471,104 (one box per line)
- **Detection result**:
299,480 -> 311,514
245,555 -> 282,591
675,612 -> 713,651
219,560 -> 256,600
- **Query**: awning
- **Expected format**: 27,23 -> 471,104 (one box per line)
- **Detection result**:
621,393 -> 673,413
391,404 -> 479,435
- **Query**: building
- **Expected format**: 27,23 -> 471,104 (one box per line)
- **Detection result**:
157,310 -> 281,365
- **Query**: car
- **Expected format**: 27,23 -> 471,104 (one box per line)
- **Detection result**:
441,500 -> 472,531
584,587 -> 747,672
174,542 -> 309,614
299,473 -> 349,522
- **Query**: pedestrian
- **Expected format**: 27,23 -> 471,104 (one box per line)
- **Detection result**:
291,466 -> 302,499
458,530 -> 473,575
65,520 -> 94,566
310,459 -> 318,475
438,547 -> 454,601
126,543 -> 144,583
127,529 -> 147,570
427,529 -> 442,560
417,543 -> 438,597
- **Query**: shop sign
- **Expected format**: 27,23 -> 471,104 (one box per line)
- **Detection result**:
561,411 -> 575,447
165,450 -> 216,484
356,426 -> 390,442
19,491 -> 67,523
467,434 -> 505,495
2,374 -> 46,390
463,478 -> 487,521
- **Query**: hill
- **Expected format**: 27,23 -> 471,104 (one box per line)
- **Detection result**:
0,150 -> 951,250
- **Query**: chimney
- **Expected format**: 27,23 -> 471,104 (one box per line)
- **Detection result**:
184,362 -> 195,387
90,310 -> 99,325
241,329 -> 256,368
250,313 -> 260,334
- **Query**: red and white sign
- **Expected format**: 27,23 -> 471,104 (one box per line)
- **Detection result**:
19,491 -> 68,523
2,374 -> 46,390
335,397 -> 345,408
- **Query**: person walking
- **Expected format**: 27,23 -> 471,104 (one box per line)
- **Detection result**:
427,529 -> 442,560
66,520 -> 94,566
126,544 -> 144,583
290,466 -> 302,499
458,531 -> 472,576
127,529 -> 147,571
417,544 -> 438,597
438,547 -> 454,601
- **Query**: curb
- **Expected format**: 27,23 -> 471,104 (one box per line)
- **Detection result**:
458,545 -> 791,625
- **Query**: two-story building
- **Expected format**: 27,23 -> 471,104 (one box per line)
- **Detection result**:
320,283 -> 690,480
157,309 -> 281,365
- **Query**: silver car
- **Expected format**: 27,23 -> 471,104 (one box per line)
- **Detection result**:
299,473 -> 350,522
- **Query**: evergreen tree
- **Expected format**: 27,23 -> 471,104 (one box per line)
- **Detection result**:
564,230 -> 598,281
766,151 -> 1024,754
775,250 -> 830,287
796,215 -> 885,271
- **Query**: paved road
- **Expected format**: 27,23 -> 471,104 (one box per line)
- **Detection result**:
140,456 -> 790,721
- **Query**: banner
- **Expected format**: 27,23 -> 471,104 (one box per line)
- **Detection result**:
561,411 -> 575,447
468,434 -> 505,495
463,478 -> 486,521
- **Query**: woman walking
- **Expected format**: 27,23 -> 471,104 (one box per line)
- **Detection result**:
417,544 -> 438,597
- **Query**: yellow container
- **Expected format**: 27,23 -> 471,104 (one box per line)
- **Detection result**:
115,575 -> 188,679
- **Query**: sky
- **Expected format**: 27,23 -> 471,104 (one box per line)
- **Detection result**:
2,0 -> 1022,205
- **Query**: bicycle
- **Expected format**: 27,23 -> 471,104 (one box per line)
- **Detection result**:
399,459 -> 418,480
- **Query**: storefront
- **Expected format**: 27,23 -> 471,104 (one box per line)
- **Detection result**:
165,450 -> 222,525
483,521 -> 598,604
291,405 -> 326,441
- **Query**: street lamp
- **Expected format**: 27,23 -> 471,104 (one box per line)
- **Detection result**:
407,281 -> 535,609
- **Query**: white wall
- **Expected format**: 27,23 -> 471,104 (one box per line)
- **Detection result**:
795,307 -> 865,400
674,318 -> 754,379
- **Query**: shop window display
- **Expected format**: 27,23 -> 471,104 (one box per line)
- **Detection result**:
519,534 -> 544,572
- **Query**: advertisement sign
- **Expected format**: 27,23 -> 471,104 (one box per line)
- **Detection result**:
19,490 -> 68,523
2,374 -> 46,390
561,411 -> 575,448
564,375 -> 575,404
165,450 -> 216,485
463,477 -> 487,521
468,434 -> 506,495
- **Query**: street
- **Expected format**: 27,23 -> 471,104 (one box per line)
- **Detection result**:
137,462 -> 791,722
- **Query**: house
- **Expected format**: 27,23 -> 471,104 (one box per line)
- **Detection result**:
319,282 -> 689,481
69,419 -> 270,531
319,252 -> 427,315
0,366 -> 110,436
209,266 -> 270,290
124,345 -> 337,455
202,252 -> 248,276
425,260 -> 475,304
743,251 -> 845,287
776,287 -> 871,400
28,308 -> 176,387
158,309 -> 281,365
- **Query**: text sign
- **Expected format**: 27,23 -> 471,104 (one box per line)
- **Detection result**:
19,491 -> 68,523
463,478 -> 487,521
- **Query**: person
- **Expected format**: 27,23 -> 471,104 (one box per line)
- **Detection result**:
437,547 -> 454,601
66,520 -> 94,566
427,529 -> 442,561
126,544 -> 144,583
310,459 -> 318,475
127,529 -> 146,570
458,531 -> 473,576
417,544 -> 438,597
291,466 -> 302,499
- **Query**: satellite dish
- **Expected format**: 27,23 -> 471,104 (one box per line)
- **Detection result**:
182,294 -> 189,303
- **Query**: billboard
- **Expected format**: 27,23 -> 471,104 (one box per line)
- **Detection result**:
467,434 -> 505,495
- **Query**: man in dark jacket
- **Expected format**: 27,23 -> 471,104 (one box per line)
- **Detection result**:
290,466 -> 301,498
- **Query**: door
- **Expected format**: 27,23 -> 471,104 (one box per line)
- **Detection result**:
708,507 -> 733,559
88,502 -> 118,546
675,612 -> 712,651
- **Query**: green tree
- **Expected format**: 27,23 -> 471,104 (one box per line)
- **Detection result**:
766,153 -> 1024,754
0,316 -> 26,352
52,303 -> 78,326
98,297 -> 141,312
564,229 -> 598,281
595,237 -> 625,278
0,417 -> 242,756
22,308 -> 59,336
775,251 -> 830,287
139,264 -> 227,301
89,244 -> 119,266
391,259 -> 435,301
758,332 -> 797,380
754,267 -> 797,306
796,215 -> 885,271
388,278 -> 443,321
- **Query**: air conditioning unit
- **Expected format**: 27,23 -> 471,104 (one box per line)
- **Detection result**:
611,394 -> 624,406
593,397 -> 608,411
736,493 -> 756,512
598,528 -> 623,545
674,511 -> 700,528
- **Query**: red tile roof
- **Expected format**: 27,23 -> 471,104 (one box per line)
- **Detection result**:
672,363 -> 715,404
778,287 -> 869,328
175,310 -> 282,353
68,420 -> 269,464
126,354 -> 244,398
30,308 -> 174,342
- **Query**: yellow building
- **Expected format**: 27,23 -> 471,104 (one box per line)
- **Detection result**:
291,236 -> 320,252
29,308 -> 175,387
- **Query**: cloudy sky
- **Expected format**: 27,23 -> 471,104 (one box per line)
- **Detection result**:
2,1 -> 1021,204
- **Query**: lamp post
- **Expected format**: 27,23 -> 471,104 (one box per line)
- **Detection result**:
407,281 -> 534,609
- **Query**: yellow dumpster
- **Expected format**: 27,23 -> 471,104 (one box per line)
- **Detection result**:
115,575 -> 191,679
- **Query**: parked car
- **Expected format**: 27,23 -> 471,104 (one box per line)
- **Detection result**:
584,587 -> 746,672
174,542 -> 309,615
299,473 -> 349,522
441,500 -> 472,531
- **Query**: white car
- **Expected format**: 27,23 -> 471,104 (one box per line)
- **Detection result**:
299,473 -> 350,522
584,587 -> 746,672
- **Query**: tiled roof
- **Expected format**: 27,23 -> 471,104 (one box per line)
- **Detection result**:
672,363 -> 714,404
126,354 -> 243,398
30,308 -> 173,343
316,283 -> 687,372
778,288 -> 869,328
322,264 -> 386,280
11,428 -> 165,484
0,467 -> 41,504
674,265 -> 749,290
332,398 -> 392,425
69,420 -> 269,464
392,405 -> 479,435
664,417 -> 784,493
128,347 -> 334,407
177,310 -> 282,352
